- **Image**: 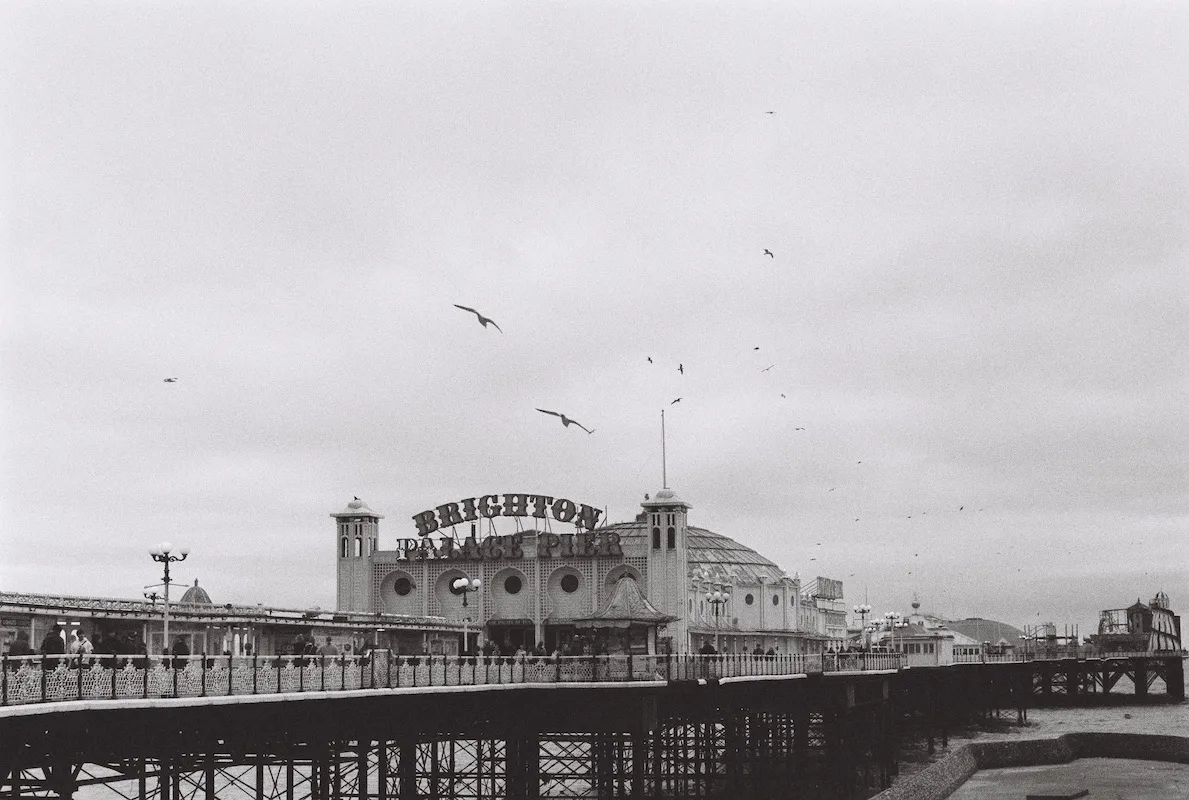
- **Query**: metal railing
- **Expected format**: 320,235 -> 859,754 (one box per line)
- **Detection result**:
0,650 -> 907,707
951,649 -> 1180,664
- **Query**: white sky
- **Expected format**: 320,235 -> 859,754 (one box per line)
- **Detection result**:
2,2 -> 1186,639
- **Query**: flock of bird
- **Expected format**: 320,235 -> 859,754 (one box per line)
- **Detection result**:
153,104 -> 982,582
445,277 -> 788,438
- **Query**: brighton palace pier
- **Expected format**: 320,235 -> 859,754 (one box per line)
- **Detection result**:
1,488 -> 850,658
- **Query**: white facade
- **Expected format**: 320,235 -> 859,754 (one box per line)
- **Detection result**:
334,489 -> 845,655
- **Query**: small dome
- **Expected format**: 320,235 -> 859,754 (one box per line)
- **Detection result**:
642,487 -> 691,509
179,579 -> 212,605
331,497 -> 385,519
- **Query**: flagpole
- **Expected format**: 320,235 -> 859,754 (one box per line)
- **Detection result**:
661,409 -> 667,489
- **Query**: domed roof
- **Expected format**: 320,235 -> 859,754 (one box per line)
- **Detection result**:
179,579 -> 212,605
641,487 -> 692,510
603,521 -> 792,586
331,497 -> 385,519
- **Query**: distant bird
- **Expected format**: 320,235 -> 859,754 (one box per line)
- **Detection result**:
453,304 -> 503,332
670,398 -> 682,405
163,378 -> 178,383
794,427 -> 805,431
780,393 -> 786,398
647,357 -> 652,363
678,364 -> 684,374
959,506 -> 963,511
765,111 -> 775,114
763,249 -> 774,258
829,488 -> 836,492
810,557 -> 817,561
353,496 -> 360,501
753,347 -> 759,350
762,365 -> 774,372
535,408 -> 594,434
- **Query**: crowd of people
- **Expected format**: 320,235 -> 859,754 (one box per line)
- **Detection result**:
3,628 -> 150,659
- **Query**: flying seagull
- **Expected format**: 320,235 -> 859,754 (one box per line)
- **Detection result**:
678,363 -> 684,374
453,304 -> 503,332
762,365 -> 774,372
535,408 -> 594,434
670,398 -> 682,405
763,249 -> 774,258
647,357 -> 652,363
163,378 -> 178,383
794,427 -> 805,431
764,111 -> 775,115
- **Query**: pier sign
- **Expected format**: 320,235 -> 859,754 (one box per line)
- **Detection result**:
391,530 -> 623,562
412,493 -> 604,536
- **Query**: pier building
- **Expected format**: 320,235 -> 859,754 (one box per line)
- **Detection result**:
334,488 -> 847,656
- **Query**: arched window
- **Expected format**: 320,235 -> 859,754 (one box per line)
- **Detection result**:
355,537 -> 363,558
666,527 -> 676,549
651,527 -> 661,549
340,537 -> 348,558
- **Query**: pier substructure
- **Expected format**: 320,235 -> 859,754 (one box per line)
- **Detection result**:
0,673 -> 926,800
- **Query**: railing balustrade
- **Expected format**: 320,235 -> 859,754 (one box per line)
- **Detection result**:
950,649 -> 1176,664
10,646 -> 1163,707
0,649 -> 916,707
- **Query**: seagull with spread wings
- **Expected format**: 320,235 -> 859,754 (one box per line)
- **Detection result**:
453,304 -> 503,332
163,378 -> 178,383
670,398 -> 682,405
763,249 -> 774,258
535,408 -> 594,434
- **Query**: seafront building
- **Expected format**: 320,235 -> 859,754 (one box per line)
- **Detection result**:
335,489 -> 848,656
1,487 -> 852,658
0,583 -> 463,658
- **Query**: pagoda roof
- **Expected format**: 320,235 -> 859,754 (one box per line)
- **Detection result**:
576,575 -> 676,629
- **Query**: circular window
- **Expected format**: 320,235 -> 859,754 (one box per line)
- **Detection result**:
772,594 -> 780,606
560,574 -> 579,593
504,575 -> 522,595
394,577 -> 413,596
745,593 -> 754,606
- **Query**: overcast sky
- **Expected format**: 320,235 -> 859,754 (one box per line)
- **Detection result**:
2,2 -> 1185,639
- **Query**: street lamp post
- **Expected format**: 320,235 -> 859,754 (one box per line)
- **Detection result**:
452,577 -> 481,655
149,543 -> 189,656
884,611 -> 902,656
853,603 -> 872,650
705,589 -> 731,652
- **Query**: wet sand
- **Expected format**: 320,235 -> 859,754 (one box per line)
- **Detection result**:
888,699 -> 1189,799
946,757 -> 1189,799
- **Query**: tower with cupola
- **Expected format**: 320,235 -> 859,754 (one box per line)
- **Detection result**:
641,488 -> 691,649
332,498 -> 383,612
